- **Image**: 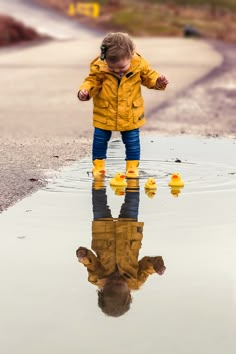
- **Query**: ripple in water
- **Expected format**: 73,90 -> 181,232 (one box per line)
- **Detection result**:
44,136 -> 236,194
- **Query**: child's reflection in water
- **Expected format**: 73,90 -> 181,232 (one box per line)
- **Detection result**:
76,180 -> 166,317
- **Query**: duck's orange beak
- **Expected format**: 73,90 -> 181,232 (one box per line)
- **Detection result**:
120,175 -> 125,179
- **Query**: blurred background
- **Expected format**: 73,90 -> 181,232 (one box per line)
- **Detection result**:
1,0 -> 236,46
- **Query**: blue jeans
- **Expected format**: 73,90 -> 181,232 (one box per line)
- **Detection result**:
92,127 -> 140,160
92,187 -> 139,220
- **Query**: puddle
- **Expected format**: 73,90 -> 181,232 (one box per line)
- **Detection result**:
0,136 -> 236,354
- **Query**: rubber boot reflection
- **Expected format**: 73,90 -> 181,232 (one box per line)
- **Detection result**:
76,180 -> 166,317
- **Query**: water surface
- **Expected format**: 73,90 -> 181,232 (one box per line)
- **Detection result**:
0,136 -> 236,354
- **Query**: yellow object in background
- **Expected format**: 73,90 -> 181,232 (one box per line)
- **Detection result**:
67,3 -> 76,16
68,2 -> 100,18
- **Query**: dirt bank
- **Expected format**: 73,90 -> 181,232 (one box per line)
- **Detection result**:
0,14 -> 46,47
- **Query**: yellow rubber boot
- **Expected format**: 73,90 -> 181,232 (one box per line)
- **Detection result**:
93,178 -> 105,190
126,178 -> 140,192
125,160 -> 139,178
92,159 -> 106,177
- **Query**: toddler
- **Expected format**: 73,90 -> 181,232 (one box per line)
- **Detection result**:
78,32 -> 168,177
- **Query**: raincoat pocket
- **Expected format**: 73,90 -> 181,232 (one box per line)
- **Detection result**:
132,97 -> 144,123
132,97 -> 143,108
93,99 -> 109,124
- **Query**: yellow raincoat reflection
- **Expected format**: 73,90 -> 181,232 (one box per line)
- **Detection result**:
76,180 -> 166,317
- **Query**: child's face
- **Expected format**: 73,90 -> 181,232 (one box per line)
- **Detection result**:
106,57 -> 131,76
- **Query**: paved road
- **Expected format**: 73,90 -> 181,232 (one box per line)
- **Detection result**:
147,40 -> 236,137
0,1 -> 223,212
0,0 -> 100,38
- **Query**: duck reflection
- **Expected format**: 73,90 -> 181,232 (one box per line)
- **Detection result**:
76,179 -> 166,317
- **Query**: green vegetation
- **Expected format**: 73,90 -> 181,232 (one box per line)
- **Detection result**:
99,0 -> 236,41
37,0 -> 236,42
147,0 -> 236,12
96,0 -> 236,12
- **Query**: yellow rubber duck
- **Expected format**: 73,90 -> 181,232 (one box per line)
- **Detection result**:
110,172 -> 127,187
144,177 -> 157,190
168,173 -> 184,188
170,187 -> 182,197
110,185 -> 126,196
145,189 -> 156,199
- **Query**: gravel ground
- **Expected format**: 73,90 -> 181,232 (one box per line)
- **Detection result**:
0,136 -> 91,212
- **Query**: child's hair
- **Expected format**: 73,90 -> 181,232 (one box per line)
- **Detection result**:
100,32 -> 135,63
97,287 -> 132,317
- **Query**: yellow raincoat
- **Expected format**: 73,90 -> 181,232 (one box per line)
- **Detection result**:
78,219 -> 165,290
78,53 -> 163,131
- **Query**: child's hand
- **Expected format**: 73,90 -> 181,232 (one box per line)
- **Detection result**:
78,89 -> 89,101
76,247 -> 88,262
156,265 -> 166,276
153,256 -> 166,275
156,75 -> 169,89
